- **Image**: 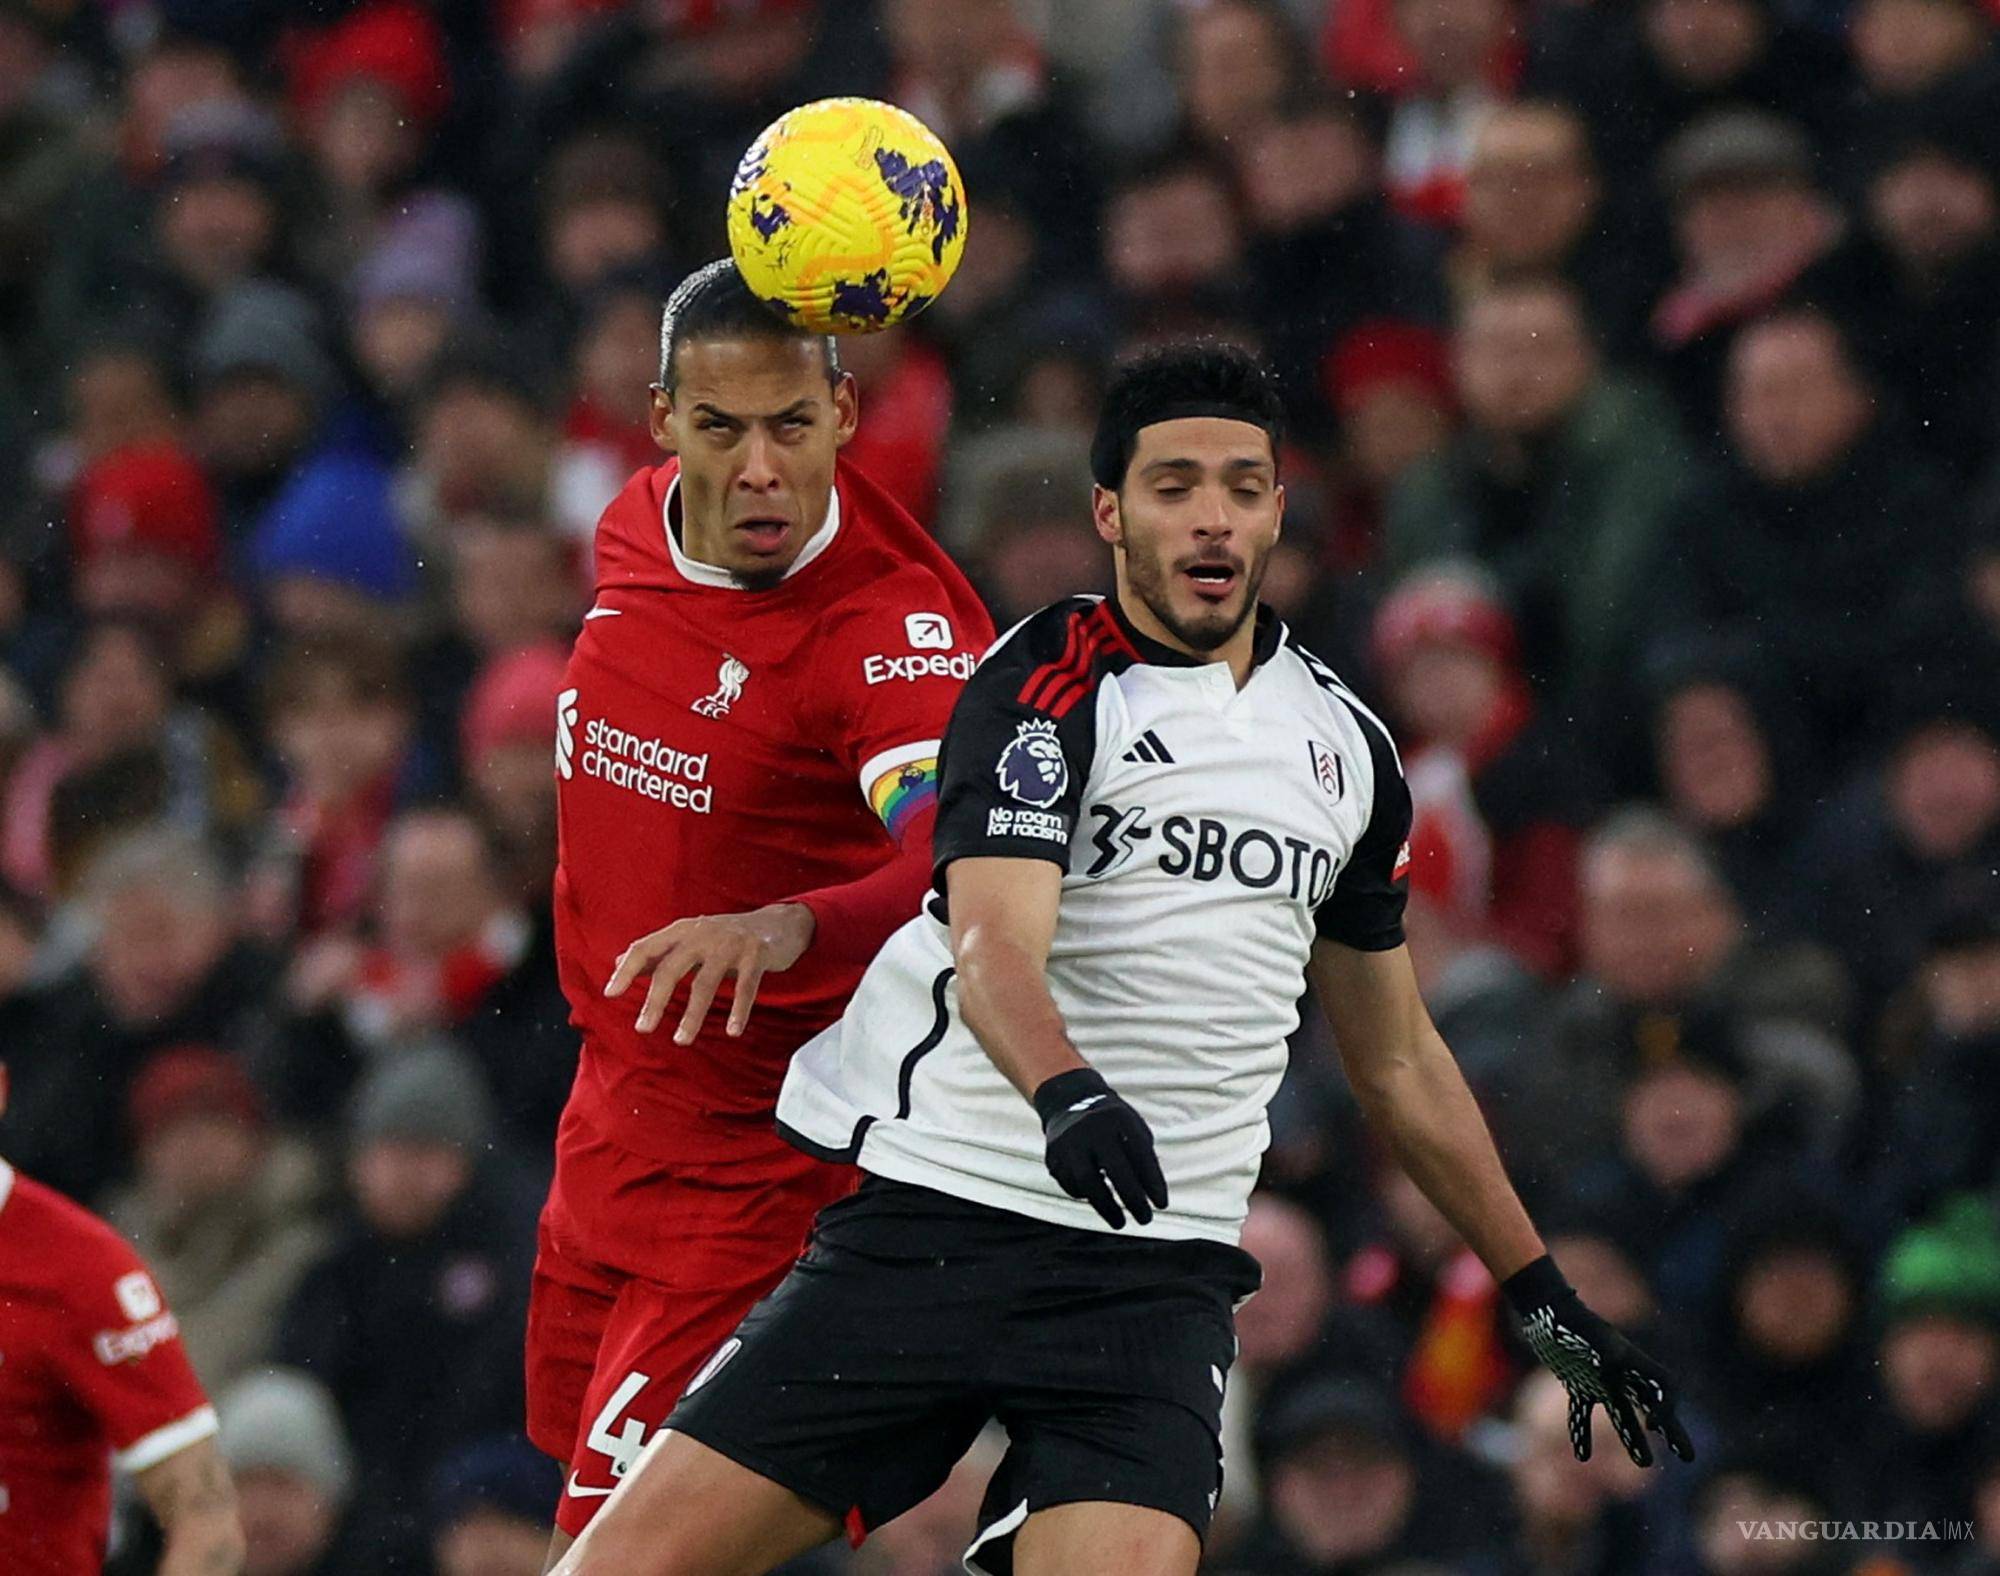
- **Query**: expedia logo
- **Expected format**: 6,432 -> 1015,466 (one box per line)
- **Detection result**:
863,650 -> 977,685
1084,804 -> 1339,901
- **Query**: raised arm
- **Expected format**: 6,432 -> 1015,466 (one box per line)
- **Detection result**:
1309,938 -> 1543,1280
137,1435 -> 245,1576
1310,937 -> 1695,1468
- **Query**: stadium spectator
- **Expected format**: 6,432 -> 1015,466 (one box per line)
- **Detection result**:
429,1435 -> 565,1576
347,193 -> 484,418
1848,0 -> 2000,104
1102,146 -> 1250,324
1318,318 -> 1458,569
1,618 -> 261,899
1687,1454 -> 1841,1576
249,450 -> 419,641
1451,101 -> 1654,360
1694,1181 -> 1877,1510
1533,0 -> 1847,192
106,1044 -> 330,1396
1873,1196 -> 2000,1530
1172,0 -> 1303,156
1654,308 -> 1967,769
190,282 -> 340,540
1869,886 -> 2000,1218
1640,635 -> 1819,939
404,341 -> 560,536
1859,104 -> 2000,485
276,805 -> 572,1149
1647,112 -> 1885,443
1371,561 -> 1590,978
1228,1375 -> 1506,1573
278,1046 -> 537,1564
217,1366 -> 368,1576
1485,1370 -> 1653,1576
0,826 -> 278,1206
247,635 -> 422,947
1496,810 -> 1855,1205
459,642 -> 569,903
1792,687 -> 2000,1019
1384,276 -> 1688,713
1239,97 -> 1444,432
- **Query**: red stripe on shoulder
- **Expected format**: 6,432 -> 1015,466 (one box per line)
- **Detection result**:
1017,606 -> 1092,711
1041,624 -> 1119,718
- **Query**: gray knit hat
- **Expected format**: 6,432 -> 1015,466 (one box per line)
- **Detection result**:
217,1368 -> 353,1505
348,1042 -> 495,1155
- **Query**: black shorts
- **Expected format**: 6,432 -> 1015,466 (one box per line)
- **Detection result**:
665,1175 -> 1263,1574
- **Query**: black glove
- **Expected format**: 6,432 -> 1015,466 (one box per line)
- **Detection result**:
1032,1068 -> 1169,1230
1503,1255 -> 1696,1468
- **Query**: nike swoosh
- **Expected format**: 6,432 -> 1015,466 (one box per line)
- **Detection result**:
1067,1095 -> 1107,1113
584,607 -> 623,620
565,1473 -> 614,1498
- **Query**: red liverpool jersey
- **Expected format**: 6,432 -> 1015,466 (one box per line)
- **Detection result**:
554,457 -> 992,1163
0,1161 -> 216,1575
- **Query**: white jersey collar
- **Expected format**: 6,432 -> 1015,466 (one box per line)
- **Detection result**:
662,473 -> 841,590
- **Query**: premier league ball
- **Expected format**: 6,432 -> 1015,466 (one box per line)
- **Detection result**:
726,97 -> 968,335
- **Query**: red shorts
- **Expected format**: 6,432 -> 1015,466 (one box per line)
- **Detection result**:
526,1121 -> 857,1537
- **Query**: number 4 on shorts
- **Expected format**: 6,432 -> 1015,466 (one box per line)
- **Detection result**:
586,1371 -> 656,1479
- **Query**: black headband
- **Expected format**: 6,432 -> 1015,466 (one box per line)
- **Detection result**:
1089,399 -> 1282,489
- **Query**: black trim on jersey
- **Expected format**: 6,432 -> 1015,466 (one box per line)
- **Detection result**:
1099,595 -> 1286,672
895,968 -> 957,1119
775,966 -> 957,1163
777,1112 -> 875,1165
1288,634 -> 1414,952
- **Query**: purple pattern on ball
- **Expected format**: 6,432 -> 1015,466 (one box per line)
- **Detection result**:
873,149 -> 963,265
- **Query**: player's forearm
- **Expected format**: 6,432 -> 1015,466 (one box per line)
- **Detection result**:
790,803 -> 938,971
158,1515 -> 247,1575
954,927 -> 1087,1101
1350,1026 -> 1545,1281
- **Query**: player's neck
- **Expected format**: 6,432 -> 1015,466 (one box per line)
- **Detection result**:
1112,588 -> 1257,690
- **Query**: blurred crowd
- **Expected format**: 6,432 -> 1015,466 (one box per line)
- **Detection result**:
0,0 -> 1998,1572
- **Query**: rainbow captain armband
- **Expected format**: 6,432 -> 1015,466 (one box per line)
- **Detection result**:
861,740 -> 941,839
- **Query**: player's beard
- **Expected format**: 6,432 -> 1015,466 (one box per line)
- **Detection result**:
1122,531 -> 1268,653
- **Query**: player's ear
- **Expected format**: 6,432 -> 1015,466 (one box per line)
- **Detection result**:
831,371 -> 859,448
1092,484 -> 1122,548
648,385 -> 679,456
1272,480 -> 1286,545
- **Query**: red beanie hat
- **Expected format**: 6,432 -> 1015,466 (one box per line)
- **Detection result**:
129,1045 -> 265,1146
1371,563 -> 1520,676
1323,319 -> 1456,416
461,642 -> 570,768
287,0 -> 452,131
70,442 -> 222,575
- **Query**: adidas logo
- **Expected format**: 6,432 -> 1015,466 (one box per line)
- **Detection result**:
1121,729 -> 1174,765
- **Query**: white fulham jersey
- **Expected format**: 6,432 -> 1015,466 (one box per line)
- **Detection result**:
777,595 -> 1413,1244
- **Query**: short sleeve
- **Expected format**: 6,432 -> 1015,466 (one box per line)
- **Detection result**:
1316,700 -> 1414,951
809,572 -> 995,839
931,603 -> 1103,885
50,1234 -> 216,1470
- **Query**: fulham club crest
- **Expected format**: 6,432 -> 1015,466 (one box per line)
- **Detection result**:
1308,739 -> 1345,802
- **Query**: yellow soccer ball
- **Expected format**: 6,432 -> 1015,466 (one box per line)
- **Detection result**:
727,97 -> 968,335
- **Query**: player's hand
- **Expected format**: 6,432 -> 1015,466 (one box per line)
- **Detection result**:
1031,1068 -> 1169,1230
1503,1255 -> 1696,1469
604,902 -> 816,1044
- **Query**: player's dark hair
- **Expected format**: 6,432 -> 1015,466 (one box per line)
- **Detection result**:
1090,341 -> 1286,491
656,260 -> 842,393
